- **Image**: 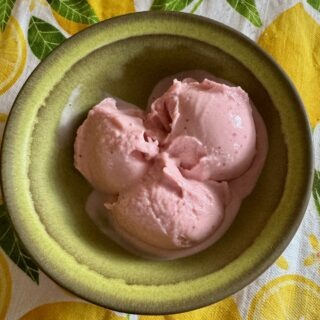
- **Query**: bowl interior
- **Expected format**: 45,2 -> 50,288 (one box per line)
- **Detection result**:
29,35 -> 287,281
1,13 -> 312,314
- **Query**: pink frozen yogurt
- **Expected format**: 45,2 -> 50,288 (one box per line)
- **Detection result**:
74,98 -> 158,194
146,78 -> 256,181
74,71 -> 268,259
108,153 -> 229,250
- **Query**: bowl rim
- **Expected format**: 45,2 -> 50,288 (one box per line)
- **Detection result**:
0,10 -> 314,315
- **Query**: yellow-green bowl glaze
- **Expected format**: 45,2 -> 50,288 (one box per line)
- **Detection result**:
1,12 -> 313,314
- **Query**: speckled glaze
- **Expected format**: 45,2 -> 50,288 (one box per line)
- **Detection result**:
0,11 -> 313,314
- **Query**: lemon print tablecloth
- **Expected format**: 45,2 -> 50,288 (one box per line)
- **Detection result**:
1,1 -> 320,319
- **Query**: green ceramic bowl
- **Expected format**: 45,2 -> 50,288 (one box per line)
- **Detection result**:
1,11 -> 313,314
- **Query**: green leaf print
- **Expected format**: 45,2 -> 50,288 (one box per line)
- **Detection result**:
0,205 -> 39,283
313,170 -> 320,216
226,0 -> 262,27
307,0 -> 320,11
28,16 -> 66,60
0,0 -> 16,31
190,0 -> 204,13
47,0 -> 99,24
151,0 -> 195,11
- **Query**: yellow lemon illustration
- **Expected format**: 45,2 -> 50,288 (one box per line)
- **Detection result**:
0,112 -> 7,142
248,275 -> 320,319
275,256 -> 289,270
0,249 -> 12,320
0,17 -> 27,95
259,3 -> 320,127
140,297 -> 241,320
52,0 -> 135,35
0,113 -> 7,122
20,302 -> 128,319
